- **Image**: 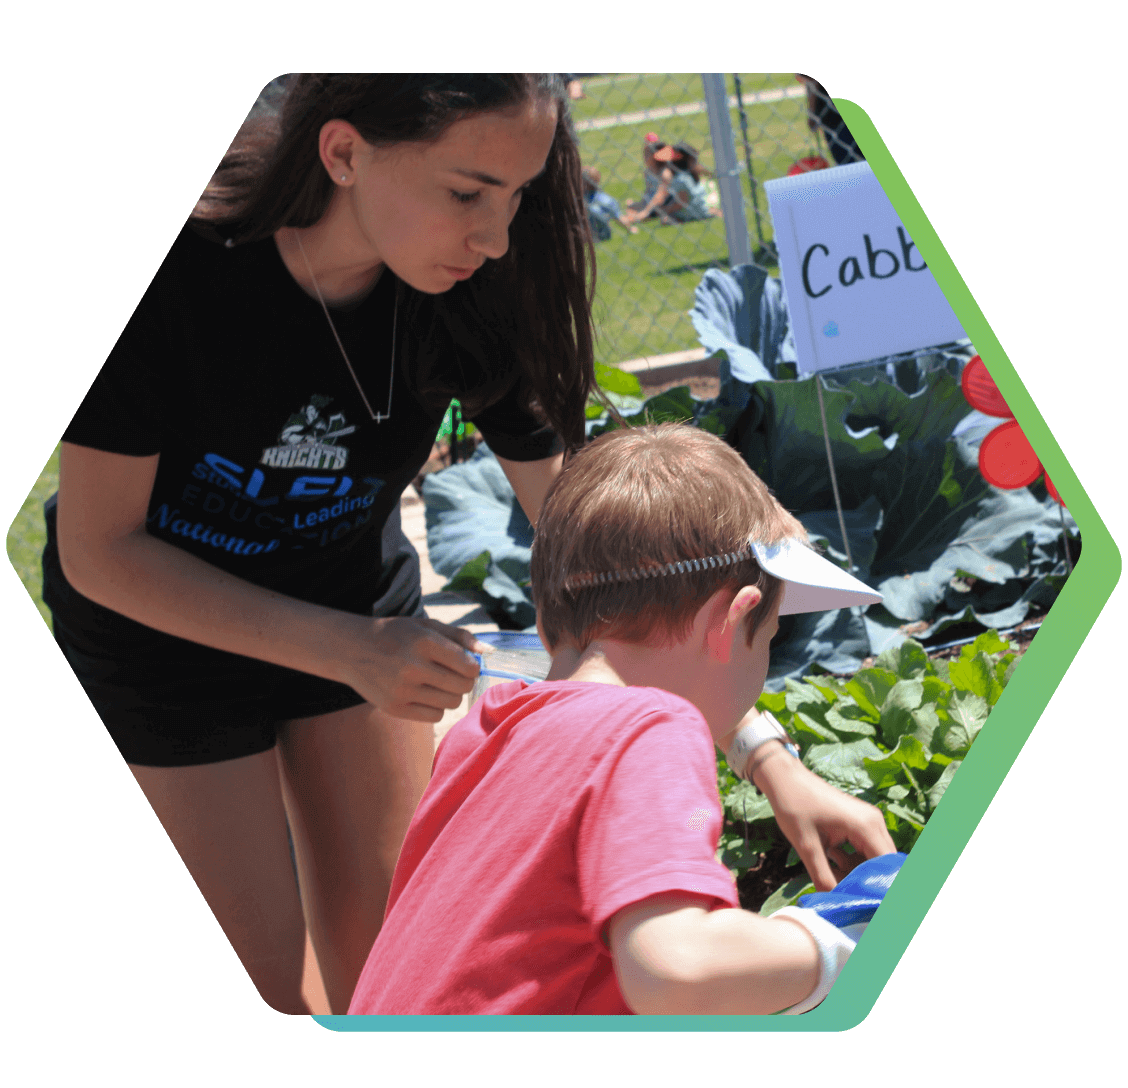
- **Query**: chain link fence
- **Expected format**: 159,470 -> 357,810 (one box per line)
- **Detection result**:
572,73 -> 862,368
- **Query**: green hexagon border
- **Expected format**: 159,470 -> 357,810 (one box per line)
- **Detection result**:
8,80 -> 1096,1036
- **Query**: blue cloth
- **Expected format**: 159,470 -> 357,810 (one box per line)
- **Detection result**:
586,189 -> 621,242
798,852 -> 907,929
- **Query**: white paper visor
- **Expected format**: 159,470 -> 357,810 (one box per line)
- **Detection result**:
750,538 -> 883,615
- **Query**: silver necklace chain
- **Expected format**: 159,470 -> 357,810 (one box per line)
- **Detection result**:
293,232 -> 394,423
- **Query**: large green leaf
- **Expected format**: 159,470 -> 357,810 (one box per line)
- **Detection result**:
690,264 -> 797,393
804,739 -> 885,794
588,386 -> 700,439
938,690 -> 990,756
594,362 -> 643,397
875,489 -> 1070,625
835,367 -> 972,451
801,500 -> 883,577
735,377 -> 892,515
863,734 -> 931,789
824,700 -> 878,739
875,639 -> 934,681
845,668 -> 898,721
423,445 -> 536,628
926,760 -> 962,810
766,604 -> 874,690
721,779 -> 777,825
949,652 -> 1005,705
759,875 -> 816,918
878,678 -> 945,752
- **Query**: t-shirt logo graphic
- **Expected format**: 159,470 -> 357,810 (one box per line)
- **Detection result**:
260,395 -> 356,471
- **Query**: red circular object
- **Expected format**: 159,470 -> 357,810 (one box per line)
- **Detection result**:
787,156 -> 830,176
979,420 -> 1042,489
961,355 -> 1012,418
1044,472 -> 1063,505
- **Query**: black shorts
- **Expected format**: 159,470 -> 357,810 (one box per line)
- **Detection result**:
44,506 -> 426,768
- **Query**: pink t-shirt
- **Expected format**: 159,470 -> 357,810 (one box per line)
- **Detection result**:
348,680 -> 739,1015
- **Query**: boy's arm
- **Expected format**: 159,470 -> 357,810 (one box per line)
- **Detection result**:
751,741 -> 895,890
609,893 -> 825,1015
610,854 -> 905,1015
721,709 -> 896,889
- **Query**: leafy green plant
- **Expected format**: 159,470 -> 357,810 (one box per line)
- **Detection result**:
585,362 -> 731,438
435,399 -> 476,442
422,447 -> 536,630
711,631 -> 1020,913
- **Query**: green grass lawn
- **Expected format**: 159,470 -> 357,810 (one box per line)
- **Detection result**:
575,74 -> 815,365
7,445 -> 58,626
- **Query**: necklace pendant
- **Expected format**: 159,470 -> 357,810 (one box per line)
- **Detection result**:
294,232 -> 395,425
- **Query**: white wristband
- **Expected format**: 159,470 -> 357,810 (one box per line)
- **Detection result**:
772,906 -> 856,1015
723,710 -> 799,780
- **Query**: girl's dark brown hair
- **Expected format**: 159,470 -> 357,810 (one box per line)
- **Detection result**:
531,424 -> 805,652
194,74 -> 596,449
668,144 -> 705,183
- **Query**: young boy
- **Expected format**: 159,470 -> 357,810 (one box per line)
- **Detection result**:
349,424 -> 892,1016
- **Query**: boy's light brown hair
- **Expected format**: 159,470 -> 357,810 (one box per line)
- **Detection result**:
531,423 -> 805,651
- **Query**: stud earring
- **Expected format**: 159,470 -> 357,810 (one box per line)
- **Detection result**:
340,174 -> 347,182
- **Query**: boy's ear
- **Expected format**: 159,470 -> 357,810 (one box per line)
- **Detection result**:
704,585 -> 762,664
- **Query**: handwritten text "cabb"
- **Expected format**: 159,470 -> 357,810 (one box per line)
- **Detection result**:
801,228 -> 926,299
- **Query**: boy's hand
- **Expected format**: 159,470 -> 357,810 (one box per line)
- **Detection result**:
751,746 -> 896,890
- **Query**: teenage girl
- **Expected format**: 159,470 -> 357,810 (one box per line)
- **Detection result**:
46,74 -> 593,1014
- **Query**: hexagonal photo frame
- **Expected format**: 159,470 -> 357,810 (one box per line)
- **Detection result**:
321,96 -> 1120,1033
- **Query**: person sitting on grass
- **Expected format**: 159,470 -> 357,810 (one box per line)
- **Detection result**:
626,140 -> 718,225
627,135 -> 676,220
348,423 -> 896,1015
582,166 -> 639,240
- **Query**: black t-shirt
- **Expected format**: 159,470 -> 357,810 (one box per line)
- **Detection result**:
50,221 -> 560,623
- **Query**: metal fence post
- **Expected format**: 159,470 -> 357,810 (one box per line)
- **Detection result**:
701,73 -> 752,268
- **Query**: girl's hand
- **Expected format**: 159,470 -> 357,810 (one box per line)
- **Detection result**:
342,616 -> 488,723
56,443 -> 489,724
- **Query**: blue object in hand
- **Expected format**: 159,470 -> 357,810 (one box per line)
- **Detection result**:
797,852 -> 907,935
